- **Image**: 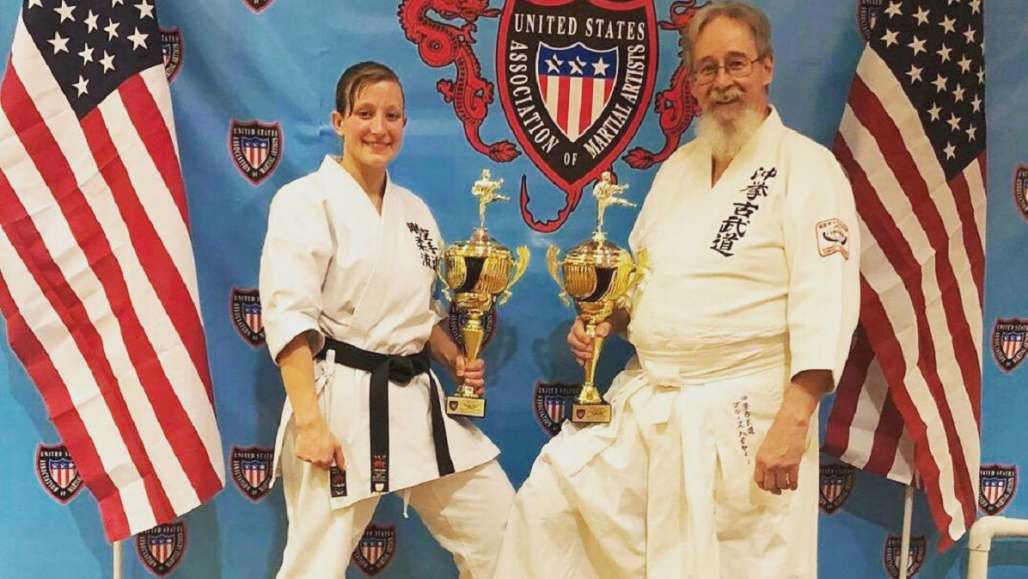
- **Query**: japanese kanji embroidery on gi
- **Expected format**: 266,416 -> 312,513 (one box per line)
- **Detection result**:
710,166 -> 778,257
407,222 -> 440,269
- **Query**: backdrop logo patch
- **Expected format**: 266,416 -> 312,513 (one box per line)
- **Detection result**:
979,464 -> 1017,515
137,522 -> 186,577
446,302 -> 497,352
399,1 -> 701,232
819,463 -> 855,514
229,119 -> 282,185
992,318 -> 1028,372
856,0 -> 886,41
231,287 -> 265,346
883,534 -> 926,579
242,0 -> 274,13
533,382 -> 579,436
497,0 -> 658,230
352,524 -> 397,576
160,27 -> 182,82
231,446 -> 274,502
1015,164 -> 1028,220
36,444 -> 83,503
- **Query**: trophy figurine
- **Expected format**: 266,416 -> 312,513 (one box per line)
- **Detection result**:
438,169 -> 530,418
547,171 -> 647,424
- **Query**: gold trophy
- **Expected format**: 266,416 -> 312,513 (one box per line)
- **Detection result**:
438,169 -> 530,418
547,172 -> 647,424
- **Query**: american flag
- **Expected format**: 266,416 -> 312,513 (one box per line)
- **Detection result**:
823,0 -> 985,549
0,0 -> 223,541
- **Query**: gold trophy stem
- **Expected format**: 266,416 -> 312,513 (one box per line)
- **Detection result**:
579,322 -> 605,404
572,320 -> 612,423
457,312 -> 485,397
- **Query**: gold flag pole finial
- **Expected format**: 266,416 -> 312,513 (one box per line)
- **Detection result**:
592,171 -> 634,242
472,169 -> 508,232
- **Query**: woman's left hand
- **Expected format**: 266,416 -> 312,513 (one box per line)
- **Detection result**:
454,355 -> 485,395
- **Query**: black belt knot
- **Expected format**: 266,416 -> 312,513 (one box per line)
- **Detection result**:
316,337 -> 455,494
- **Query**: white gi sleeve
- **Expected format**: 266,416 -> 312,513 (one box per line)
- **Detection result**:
782,146 -> 861,389
259,185 -> 333,363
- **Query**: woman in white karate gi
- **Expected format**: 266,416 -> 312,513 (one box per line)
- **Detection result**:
259,62 -> 513,579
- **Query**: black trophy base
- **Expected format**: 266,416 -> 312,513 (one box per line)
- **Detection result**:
446,395 -> 486,419
571,402 -> 611,424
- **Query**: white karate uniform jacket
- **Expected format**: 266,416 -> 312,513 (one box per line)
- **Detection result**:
496,108 -> 860,578
260,156 -> 499,509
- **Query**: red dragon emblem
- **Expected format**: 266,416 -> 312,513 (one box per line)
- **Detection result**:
398,0 -> 520,162
398,0 -> 704,232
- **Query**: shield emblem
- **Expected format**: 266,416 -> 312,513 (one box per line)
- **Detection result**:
1015,164 -> 1028,219
242,0 -> 273,13
160,27 -> 183,82
231,446 -> 274,502
992,318 -> 1028,372
352,524 -> 397,576
446,302 -> 497,352
35,444 -> 83,503
136,522 -> 186,576
883,535 -> 926,579
979,464 -> 1018,515
496,0 -> 658,228
229,119 -> 283,185
536,42 -> 618,142
533,382 -> 579,436
231,287 -> 265,347
819,463 -> 855,514
856,0 -> 886,41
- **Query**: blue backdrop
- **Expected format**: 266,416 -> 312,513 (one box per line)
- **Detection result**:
1,1 -> 1026,577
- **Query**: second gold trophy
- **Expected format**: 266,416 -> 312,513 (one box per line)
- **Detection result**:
438,170 -> 529,418
547,172 -> 646,424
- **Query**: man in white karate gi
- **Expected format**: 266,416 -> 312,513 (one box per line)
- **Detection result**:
495,2 -> 860,577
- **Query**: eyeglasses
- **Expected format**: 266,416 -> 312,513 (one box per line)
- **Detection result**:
691,55 -> 764,86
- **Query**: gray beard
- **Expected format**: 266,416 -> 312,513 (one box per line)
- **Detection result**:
695,107 -> 765,162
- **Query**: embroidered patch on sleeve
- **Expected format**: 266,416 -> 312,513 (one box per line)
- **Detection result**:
816,218 -> 850,259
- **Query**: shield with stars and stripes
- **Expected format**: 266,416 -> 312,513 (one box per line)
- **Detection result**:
35,444 -> 83,503
136,522 -> 186,576
352,524 -> 396,576
495,0 -> 657,203
979,464 -> 1017,515
992,319 -> 1028,372
536,42 -> 618,143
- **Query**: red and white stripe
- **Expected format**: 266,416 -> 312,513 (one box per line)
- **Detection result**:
824,47 -> 984,548
539,74 -> 614,142
53,463 -> 77,489
0,18 -> 223,541
244,142 -> 268,170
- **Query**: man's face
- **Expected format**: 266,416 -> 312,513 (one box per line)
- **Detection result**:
689,16 -> 773,123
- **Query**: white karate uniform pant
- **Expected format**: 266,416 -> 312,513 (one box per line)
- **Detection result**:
495,361 -> 819,579
276,429 -> 514,579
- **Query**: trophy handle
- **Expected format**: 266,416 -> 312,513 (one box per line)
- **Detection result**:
435,267 -> 452,301
617,249 -> 648,310
497,245 -> 531,307
546,245 -> 572,307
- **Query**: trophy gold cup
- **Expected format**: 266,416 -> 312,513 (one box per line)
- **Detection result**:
547,172 -> 647,424
438,170 -> 530,418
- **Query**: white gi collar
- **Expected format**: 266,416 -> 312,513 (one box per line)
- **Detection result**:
317,154 -> 397,215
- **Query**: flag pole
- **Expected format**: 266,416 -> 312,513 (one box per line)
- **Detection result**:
113,539 -> 123,579
898,475 -> 917,579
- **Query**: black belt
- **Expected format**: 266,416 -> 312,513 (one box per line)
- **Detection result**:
315,337 -> 455,493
